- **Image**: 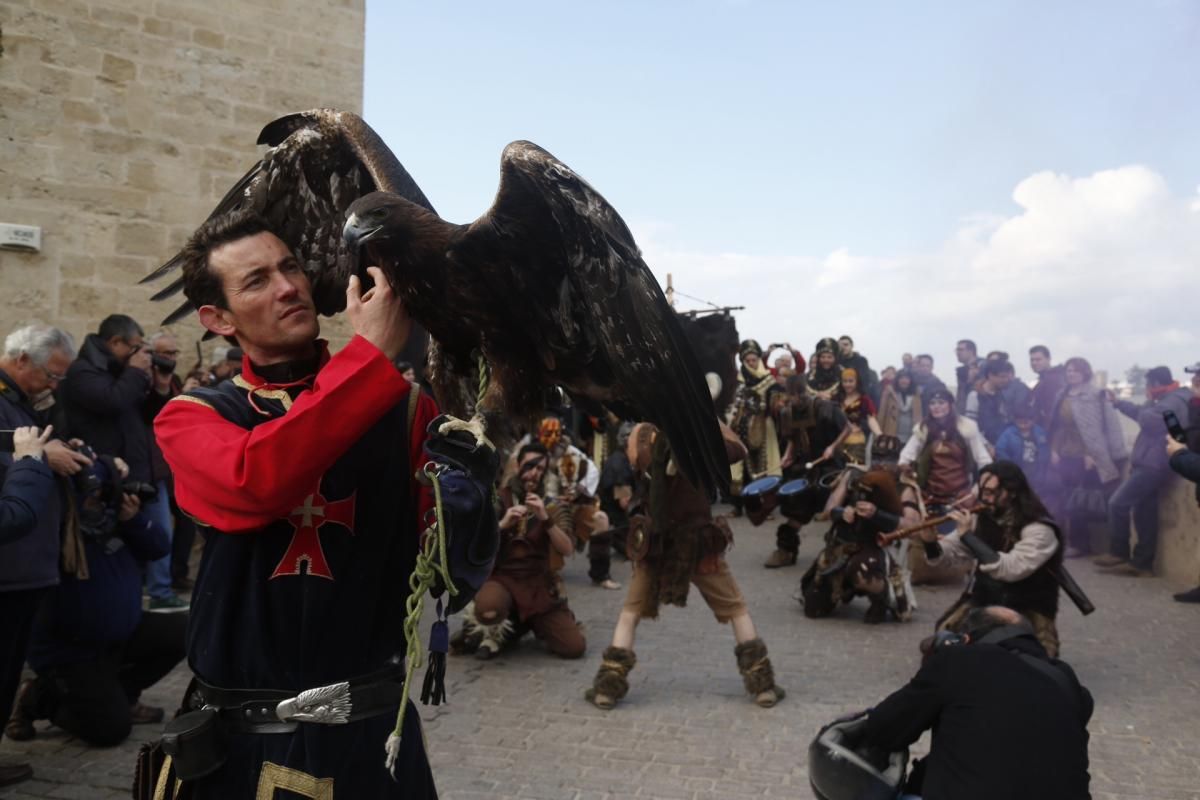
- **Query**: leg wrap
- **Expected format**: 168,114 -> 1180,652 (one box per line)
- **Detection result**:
450,601 -> 483,654
476,616 -> 515,658
586,647 -> 637,705
735,638 -> 784,701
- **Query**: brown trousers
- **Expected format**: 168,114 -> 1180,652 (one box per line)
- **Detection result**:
474,580 -> 586,659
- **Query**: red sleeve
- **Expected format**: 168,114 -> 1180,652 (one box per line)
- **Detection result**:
156,336 -> 409,533
408,388 -> 439,528
792,349 -> 806,374
864,395 -> 877,415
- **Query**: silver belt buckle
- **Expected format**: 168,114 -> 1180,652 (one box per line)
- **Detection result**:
275,681 -> 351,724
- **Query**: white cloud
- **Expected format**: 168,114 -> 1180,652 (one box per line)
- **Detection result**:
635,165 -> 1200,382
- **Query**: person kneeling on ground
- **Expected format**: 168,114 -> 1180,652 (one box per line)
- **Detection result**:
858,605 -> 1092,800
7,456 -> 185,747
452,443 -> 586,660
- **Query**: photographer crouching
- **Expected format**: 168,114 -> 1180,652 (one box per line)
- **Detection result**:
6,452 -> 186,747
809,605 -> 1092,800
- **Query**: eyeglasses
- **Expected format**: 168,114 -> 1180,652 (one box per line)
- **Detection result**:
37,363 -> 67,383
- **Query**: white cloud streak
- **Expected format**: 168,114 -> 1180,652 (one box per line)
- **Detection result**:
635,165 -> 1200,382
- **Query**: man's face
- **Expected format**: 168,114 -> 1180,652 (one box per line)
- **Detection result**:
817,352 -> 836,370
838,338 -> 853,357
992,370 -> 1013,389
915,357 -> 933,377
1029,351 -> 1049,374
1015,418 -> 1033,435
978,474 -> 1009,510
774,353 -> 793,371
152,335 -> 179,361
14,348 -> 72,396
200,232 -> 319,361
955,342 -> 973,364
902,353 -> 913,367
519,453 -> 547,492
106,332 -> 144,366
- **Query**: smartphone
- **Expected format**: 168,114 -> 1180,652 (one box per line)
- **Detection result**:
0,430 -> 13,453
1164,410 -> 1187,444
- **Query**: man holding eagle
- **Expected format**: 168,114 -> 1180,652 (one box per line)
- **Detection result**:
139,109 -> 733,797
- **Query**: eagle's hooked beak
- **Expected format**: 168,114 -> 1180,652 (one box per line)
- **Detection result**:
342,212 -> 383,250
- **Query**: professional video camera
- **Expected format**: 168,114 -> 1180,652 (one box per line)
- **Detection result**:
808,712 -> 908,800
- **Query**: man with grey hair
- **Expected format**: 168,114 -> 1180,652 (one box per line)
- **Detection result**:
0,323 -> 88,788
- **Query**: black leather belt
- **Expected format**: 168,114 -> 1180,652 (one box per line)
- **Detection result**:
193,661 -> 406,734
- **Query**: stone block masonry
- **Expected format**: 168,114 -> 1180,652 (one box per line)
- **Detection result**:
0,0 -> 364,356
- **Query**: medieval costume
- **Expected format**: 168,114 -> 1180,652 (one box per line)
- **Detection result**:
799,468 -> 914,624
153,339 -> 443,798
834,367 -> 879,466
807,337 -> 842,398
586,423 -> 784,710
454,467 -> 585,661
898,390 -> 992,508
760,390 -> 850,567
927,480 -> 1065,657
729,340 -> 782,501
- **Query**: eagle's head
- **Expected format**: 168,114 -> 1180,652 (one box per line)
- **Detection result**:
342,191 -> 410,250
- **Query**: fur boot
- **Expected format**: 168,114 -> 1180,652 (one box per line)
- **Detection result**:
450,601 -> 483,655
585,646 -> 636,710
475,616 -> 514,661
735,638 -> 785,708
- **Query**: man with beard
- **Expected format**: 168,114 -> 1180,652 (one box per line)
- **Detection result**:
807,337 -> 842,398
921,461 -> 1065,656
762,375 -> 852,568
1028,345 -> 1066,430
837,336 -> 876,402
585,422 -> 785,710
729,340 -> 782,511
453,443 -> 585,660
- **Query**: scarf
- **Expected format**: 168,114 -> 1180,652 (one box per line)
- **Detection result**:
1149,381 -> 1180,400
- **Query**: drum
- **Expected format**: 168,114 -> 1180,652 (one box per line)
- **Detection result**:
742,476 -> 782,526
777,479 -> 811,519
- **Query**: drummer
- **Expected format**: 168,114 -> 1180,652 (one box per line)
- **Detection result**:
761,375 -> 853,568
798,467 -> 914,623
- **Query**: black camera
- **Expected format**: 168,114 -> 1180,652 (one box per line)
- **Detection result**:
1164,410 -> 1187,444
151,354 -> 177,374
122,481 -> 159,504
70,444 -> 103,495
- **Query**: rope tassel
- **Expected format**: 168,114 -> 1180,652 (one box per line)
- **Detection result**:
421,610 -> 449,706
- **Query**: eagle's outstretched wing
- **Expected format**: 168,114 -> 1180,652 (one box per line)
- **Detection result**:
462,141 -> 730,497
140,109 -> 434,323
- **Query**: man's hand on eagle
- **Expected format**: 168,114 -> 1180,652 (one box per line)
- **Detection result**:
346,265 -> 411,361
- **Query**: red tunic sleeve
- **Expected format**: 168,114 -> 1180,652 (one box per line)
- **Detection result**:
156,336 -> 412,533
408,388 -> 439,527
864,395 -> 878,416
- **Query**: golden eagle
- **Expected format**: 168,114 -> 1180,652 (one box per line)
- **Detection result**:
142,109 -> 729,498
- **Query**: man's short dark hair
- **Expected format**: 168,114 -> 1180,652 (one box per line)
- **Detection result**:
1146,366 -> 1173,387
957,339 -> 977,354
986,350 -> 1009,362
838,335 -> 853,345
97,314 -> 144,342
177,211 -> 277,311
983,359 -> 1014,378
959,606 -> 1015,642
1029,345 -> 1051,359
916,353 -> 934,364
518,442 -> 549,462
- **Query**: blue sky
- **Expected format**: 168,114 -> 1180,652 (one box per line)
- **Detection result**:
364,2 -> 1200,379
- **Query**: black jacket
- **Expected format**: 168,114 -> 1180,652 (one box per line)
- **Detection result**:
60,335 -> 152,482
0,456 -> 54,547
864,634 -> 1092,800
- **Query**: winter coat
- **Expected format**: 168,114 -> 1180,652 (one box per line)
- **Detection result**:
0,370 -> 63,592
60,334 -> 152,481
878,385 -> 922,441
1047,387 -> 1128,483
28,511 -> 169,669
995,424 -> 1049,485
0,456 -> 54,547
1115,387 -> 1192,472
1031,366 -> 1066,429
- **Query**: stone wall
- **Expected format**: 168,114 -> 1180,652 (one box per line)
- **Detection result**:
0,0 -> 364,359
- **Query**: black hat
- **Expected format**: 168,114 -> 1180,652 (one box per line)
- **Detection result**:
739,339 -> 763,360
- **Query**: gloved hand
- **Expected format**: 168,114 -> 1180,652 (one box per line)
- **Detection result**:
421,415 -> 501,613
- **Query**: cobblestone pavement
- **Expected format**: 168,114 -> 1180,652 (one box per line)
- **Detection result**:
3,510 -> 1199,799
